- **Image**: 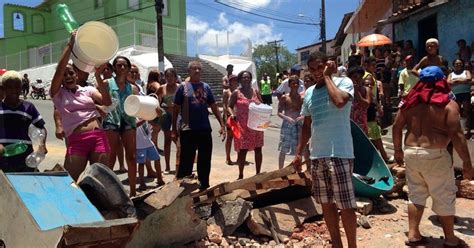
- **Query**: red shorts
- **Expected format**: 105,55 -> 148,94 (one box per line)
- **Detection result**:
67,129 -> 110,157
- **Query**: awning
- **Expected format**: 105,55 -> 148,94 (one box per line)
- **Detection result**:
344,0 -> 392,34
377,0 -> 449,25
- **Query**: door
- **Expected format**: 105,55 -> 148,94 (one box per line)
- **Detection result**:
417,14 -> 438,58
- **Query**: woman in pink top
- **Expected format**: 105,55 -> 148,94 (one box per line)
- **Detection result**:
50,32 -> 112,180
227,71 -> 264,179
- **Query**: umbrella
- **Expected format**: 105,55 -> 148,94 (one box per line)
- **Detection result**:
357,34 -> 392,47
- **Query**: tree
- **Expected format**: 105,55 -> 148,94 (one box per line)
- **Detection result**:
252,43 -> 297,89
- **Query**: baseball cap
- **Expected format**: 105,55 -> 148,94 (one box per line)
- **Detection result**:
419,66 -> 444,83
290,64 -> 302,72
404,55 -> 413,61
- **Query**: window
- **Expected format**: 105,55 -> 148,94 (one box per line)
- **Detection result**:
13,12 -> 25,31
32,14 -> 45,33
94,0 -> 103,8
128,0 -> 140,10
300,51 -> 310,64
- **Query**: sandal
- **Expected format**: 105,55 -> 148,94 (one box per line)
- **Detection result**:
226,160 -> 235,166
156,180 -> 165,186
405,236 -> 430,246
443,238 -> 466,248
138,184 -> 147,191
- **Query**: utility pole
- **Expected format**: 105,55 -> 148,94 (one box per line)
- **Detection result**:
267,40 -> 283,72
320,0 -> 326,53
155,0 -> 165,72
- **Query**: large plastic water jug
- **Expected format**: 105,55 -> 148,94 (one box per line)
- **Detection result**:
247,102 -> 272,131
124,95 -> 159,121
72,21 -> 119,72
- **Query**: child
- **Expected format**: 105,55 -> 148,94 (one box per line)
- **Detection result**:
136,120 -> 164,191
0,70 -> 47,172
412,38 -> 444,76
222,74 -> 238,165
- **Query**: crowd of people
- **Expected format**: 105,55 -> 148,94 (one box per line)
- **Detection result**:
0,30 -> 474,247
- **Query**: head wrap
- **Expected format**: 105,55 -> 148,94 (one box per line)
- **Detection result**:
399,66 -> 451,110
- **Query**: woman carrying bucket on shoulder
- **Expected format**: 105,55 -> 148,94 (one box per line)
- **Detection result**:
102,55 -> 139,196
156,68 -> 181,175
50,31 -> 112,181
227,71 -> 264,180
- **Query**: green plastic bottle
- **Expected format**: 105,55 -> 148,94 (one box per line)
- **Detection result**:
56,3 -> 79,33
2,142 -> 28,157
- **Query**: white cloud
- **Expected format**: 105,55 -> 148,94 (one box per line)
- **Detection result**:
186,16 -> 209,34
223,0 -> 272,11
188,13 -> 281,54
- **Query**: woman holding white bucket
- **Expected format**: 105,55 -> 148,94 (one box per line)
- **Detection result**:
50,32 -> 112,181
227,71 -> 265,179
102,56 -> 139,196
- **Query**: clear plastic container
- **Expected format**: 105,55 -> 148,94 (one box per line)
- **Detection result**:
2,142 -> 28,157
56,3 -> 79,33
29,125 -> 46,145
25,151 -> 46,168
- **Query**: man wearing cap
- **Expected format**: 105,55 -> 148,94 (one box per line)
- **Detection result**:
393,66 -> 472,247
398,55 -> 418,97
222,64 -> 234,90
275,64 -> 305,100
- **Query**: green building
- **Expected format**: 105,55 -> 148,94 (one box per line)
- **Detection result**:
0,0 -> 187,70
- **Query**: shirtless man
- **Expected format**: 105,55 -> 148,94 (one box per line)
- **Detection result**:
393,66 -> 472,247
277,75 -> 305,169
412,38 -> 444,76
222,64 -> 234,90
222,74 -> 238,165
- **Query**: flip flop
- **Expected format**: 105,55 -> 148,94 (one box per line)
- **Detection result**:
443,238 -> 467,248
405,236 -> 430,246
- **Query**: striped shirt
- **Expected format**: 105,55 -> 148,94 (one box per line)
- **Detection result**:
0,101 -> 45,171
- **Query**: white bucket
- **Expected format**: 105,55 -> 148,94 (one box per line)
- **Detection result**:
72,21 -> 119,72
247,102 -> 272,131
124,95 -> 159,121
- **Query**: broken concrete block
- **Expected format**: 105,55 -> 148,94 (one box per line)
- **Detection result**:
246,197 -> 322,239
207,224 -> 223,245
212,198 -> 253,236
355,197 -> 373,215
126,195 -> 207,247
457,180 -> 474,199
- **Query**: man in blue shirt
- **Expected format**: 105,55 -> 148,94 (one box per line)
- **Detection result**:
172,61 -> 225,190
293,52 -> 357,248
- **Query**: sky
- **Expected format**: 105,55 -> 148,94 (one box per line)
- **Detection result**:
1,0 -> 360,55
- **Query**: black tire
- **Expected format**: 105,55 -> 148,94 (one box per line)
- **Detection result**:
32,92 -> 39,100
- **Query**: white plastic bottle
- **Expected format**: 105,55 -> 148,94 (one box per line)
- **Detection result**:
25,151 -> 46,168
28,125 -> 46,145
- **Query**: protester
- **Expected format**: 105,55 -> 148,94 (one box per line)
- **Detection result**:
363,56 -> 392,163
412,38 -> 444,76
293,52 -> 357,248
146,69 -> 165,157
456,39 -> 472,63
393,66 -> 472,247
402,40 -> 416,60
157,68 -> 180,173
398,55 -> 418,97
228,71 -> 264,179
275,64 -> 305,99
50,32 -> 112,181
222,64 -> 234,90
259,72 -> 273,105
348,43 -> 362,67
448,59 -> 472,138
21,73 -> 30,99
172,60 -> 225,190
277,75 -> 304,169
0,70 -> 47,172
349,66 -> 371,134
103,56 -> 139,196
136,120 -> 164,190
303,73 -> 314,90
222,73 -> 238,165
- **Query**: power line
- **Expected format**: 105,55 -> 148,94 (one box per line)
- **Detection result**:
214,0 -> 317,26
1,3 -> 155,41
